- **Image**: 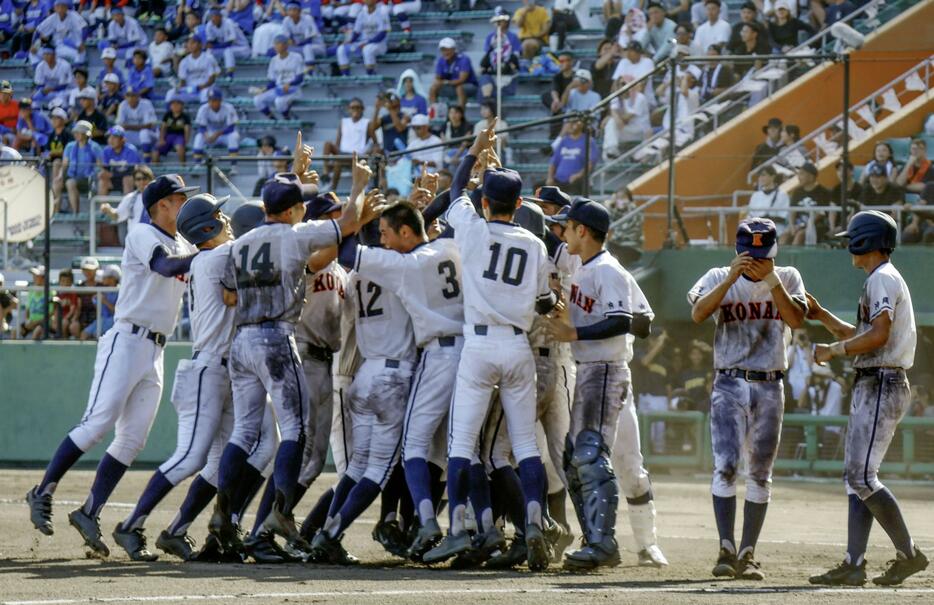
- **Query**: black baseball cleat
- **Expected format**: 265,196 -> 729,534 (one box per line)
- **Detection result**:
544,521 -> 574,564
712,547 -> 738,578
809,559 -> 867,586
449,527 -> 506,568
563,539 -> 622,571
192,534 -> 246,563
156,530 -> 196,561
113,524 -> 159,562
423,531 -> 472,564
68,508 -> 110,558
299,520 -> 320,544
526,524 -> 551,572
26,486 -> 54,536
372,519 -> 409,558
244,532 -> 287,564
873,547 -> 929,586
309,531 -> 360,565
207,503 -> 238,550
408,518 -> 443,562
736,551 -> 764,580
485,537 -> 528,569
266,505 -> 302,543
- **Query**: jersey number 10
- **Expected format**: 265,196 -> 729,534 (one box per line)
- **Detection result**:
482,242 -> 527,286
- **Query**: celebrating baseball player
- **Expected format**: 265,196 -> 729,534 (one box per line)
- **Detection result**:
27,175 -> 199,557
807,211 -> 928,586
687,218 -> 807,580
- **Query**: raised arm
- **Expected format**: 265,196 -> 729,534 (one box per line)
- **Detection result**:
691,254 -> 754,323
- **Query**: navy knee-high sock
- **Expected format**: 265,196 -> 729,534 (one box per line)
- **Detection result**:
327,474 -> 358,519
123,470 -> 174,530
217,444 -> 249,501
490,466 -> 526,532
303,487 -> 334,532
38,436 -> 84,495
429,461 -> 446,513
517,457 -> 545,528
864,488 -> 914,558
233,464 -> 264,521
328,478 -> 382,538
273,439 -> 304,513
446,456 -> 471,535
404,457 -> 434,522
738,500 -> 768,557
251,477 -> 277,536
167,475 -> 217,536
83,453 -> 129,518
468,463 -> 493,532
380,464 -> 405,523
846,494 -> 873,565
713,495 -> 737,553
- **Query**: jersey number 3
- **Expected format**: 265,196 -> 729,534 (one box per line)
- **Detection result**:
437,260 -> 460,299
482,242 -> 527,286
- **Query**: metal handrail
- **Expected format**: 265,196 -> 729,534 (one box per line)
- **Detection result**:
748,56 -> 934,182
5,285 -> 119,340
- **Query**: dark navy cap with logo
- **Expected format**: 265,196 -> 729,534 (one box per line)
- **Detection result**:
304,192 -> 342,221
735,217 -> 778,258
566,199 -> 610,234
262,178 -> 305,214
482,167 -> 523,206
142,174 -> 199,209
526,185 -> 571,208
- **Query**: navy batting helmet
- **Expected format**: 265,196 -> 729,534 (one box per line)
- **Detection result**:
835,210 -> 897,255
177,193 -> 229,245
514,200 -> 546,240
230,201 -> 266,238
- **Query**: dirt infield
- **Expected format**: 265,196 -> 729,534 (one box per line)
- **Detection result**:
2,470 -> 933,604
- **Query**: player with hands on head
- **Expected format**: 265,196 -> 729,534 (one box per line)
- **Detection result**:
808,211 -> 928,587
687,218 -> 807,581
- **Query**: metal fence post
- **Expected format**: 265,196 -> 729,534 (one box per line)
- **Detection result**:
665,56 -> 678,248
89,195 -> 97,255
583,112 -> 592,198
840,52 -> 851,220
206,155 -> 214,194
42,158 -> 51,341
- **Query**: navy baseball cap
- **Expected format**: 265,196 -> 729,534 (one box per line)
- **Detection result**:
143,174 -> 199,209
545,205 -> 570,225
867,163 -> 886,177
304,192 -> 342,221
482,167 -> 522,206
735,217 -> 778,259
525,185 -> 571,208
262,179 -> 305,214
566,199 -> 610,234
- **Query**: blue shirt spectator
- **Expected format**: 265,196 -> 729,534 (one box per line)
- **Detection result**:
102,135 -> 143,177
434,47 -> 479,86
126,55 -> 156,98
431,38 -> 478,109
564,70 -> 601,112
0,0 -> 19,37
549,120 -> 600,194
63,132 -> 103,180
824,0 -> 856,28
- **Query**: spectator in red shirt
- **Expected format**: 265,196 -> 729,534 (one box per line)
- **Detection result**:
55,269 -> 79,339
895,138 -> 934,194
0,80 -> 18,145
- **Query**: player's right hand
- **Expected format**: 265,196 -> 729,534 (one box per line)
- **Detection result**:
360,188 -> 387,225
727,252 -> 754,282
804,291 -> 823,320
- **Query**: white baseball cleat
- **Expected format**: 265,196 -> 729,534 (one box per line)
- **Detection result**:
638,544 -> 669,567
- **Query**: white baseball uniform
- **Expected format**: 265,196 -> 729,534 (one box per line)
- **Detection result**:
166,52 -> 221,103
193,101 -> 240,154
282,13 -> 326,65
205,17 -> 250,71
254,51 -> 306,116
116,98 -> 158,152
337,5 -> 390,67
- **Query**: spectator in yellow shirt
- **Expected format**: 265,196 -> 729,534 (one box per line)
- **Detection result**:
513,0 -> 551,59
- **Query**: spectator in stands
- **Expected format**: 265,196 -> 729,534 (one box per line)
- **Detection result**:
323,97 -> 371,189
149,27 -> 175,77
13,98 -> 51,155
781,123 -> 800,146
611,40 -> 654,88
830,159 -> 862,206
746,164 -> 790,233
166,35 -> 221,104
55,269 -> 79,339
20,266 -> 53,340
46,107 -> 71,203
563,69 -> 601,113
99,125 -> 142,196
550,0 -> 582,51
66,67 -> 91,115
80,265 -> 119,341
605,185 -> 644,254
204,6 -> 250,80
697,43 -> 733,101
405,113 -> 443,172
479,9 -> 521,102
167,8 -> 206,47
615,8 -> 647,50
692,0 -> 730,54
895,138 -> 934,194
639,2 -> 678,63
902,184 -> 934,245
369,91 -> 410,155
635,328 -> 670,454
0,272 -> 17,340
513,0 -> 551,60
102,6 -> 147,60
99,73 -> 124,121
602,0 -> 623,39
430,38 -> 479,112
33,47 -> 73,107
860,141 -> 897,185
227,0 -> 256,35
0,81 -> 19,145
548,116 -> 599,195
117,87 -> 157,161
673,340 -> 712,413
155,98 -> 192,164
822,0 -> 855,29
101,165 -> 154,229
786,329 -> 813,406
441,105 -> 472,171
336,0 -> 390,76
0,0 -> 15,46
252,136 -> 283,195
34,0 -> 86,66
72,256 -> 98,338
126,50 -> 156,100
860,163 -> 904,206
673,21 -> 694,55
397,70 -> 429,117
543,51 -> 576,137
75,89 -> 109,145
255,34 -> 306,120
281,2 -> 326,74
473,100 -> 509,151
137,0 -> 169,26
95,47 -> 125,92
784,161 -> 832,245
768,0 -> 812,52
660,65 -> 702,142
603,83 -> 650,159
590,39 -> 621,99
751,117 -> 784,171
728,1 -> 770,55
10,0 -> 46,59
61,120 -> 102,213
193,89 -> 240,166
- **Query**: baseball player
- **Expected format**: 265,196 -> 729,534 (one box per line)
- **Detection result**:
281,2 -> 327,72
193,90 -> 240,162
116,87 -> 158,159
808,211 -> 928,586
687,218 -> 807,580
166,36 -> 221,104
420,120 -> 557,571
204,7 -> 251,79
336,0 -> 390,76
254,35 -> 306,120
26,175 -> 199,557
32,47 -> 73,107
209,165 -> 380,551
34,0 -> 87,66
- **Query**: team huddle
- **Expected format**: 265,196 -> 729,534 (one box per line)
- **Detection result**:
23,123 -> 928,584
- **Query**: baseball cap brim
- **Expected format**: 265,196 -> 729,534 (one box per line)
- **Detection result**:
736,242 -> 777,259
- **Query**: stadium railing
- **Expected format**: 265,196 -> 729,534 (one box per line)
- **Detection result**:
5,285 -> 120,340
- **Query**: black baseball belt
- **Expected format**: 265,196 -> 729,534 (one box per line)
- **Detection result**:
854,367 -> 905,379
718,368 -> 784,382
131,323 -> 167,347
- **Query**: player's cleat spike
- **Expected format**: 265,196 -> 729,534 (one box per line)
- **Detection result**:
736,550 -> 764,580
68,508 -> 110,558
207,501 -> 237,550
809,559 -> 867,586
563,538 -> 622,571
26,487 -> 54,536
422,531 -> 472,564
485,537 -> 528,569
637,544 -> 670,568
872,547 -> 928,586
192,533 -> 245,563
113,524 -> 159,562
525,524 -> 551,572
545,521 -> 574,564
156,530 -> 196,561
372,519 -> 409,558
711,547 -> 738,578
408,518 -> 443,562
309,531 -> 359,566
244,532 -> 287,564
